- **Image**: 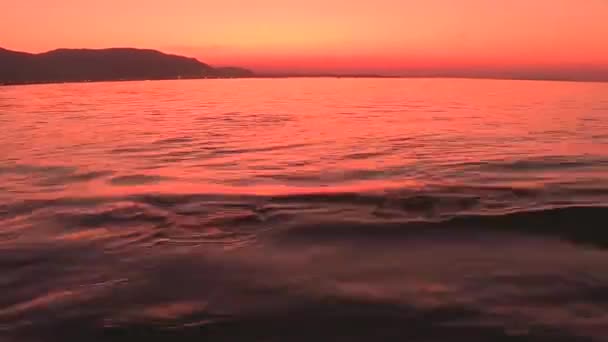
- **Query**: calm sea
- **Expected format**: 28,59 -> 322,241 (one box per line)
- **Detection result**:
1,78 -> 608,341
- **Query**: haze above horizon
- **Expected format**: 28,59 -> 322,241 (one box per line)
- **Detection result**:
2,0 -> 608,78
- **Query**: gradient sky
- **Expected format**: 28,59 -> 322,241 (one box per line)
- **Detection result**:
2,0 -> 608,75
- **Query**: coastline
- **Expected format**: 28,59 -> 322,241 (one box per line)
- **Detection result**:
3,74 -> 608,87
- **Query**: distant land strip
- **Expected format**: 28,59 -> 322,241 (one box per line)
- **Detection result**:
2,47 -> 607,85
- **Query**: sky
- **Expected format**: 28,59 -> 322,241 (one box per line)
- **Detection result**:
2,0 -> 608,76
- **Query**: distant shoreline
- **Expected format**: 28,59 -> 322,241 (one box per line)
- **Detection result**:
2,74 -> 607,87
3,46 -> 607,86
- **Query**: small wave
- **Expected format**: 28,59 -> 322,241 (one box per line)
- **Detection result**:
463,156 -> 608,172
343,150 -> 388,160
275,206 -> 608,249
0,164 -> 76,176
151,137 -> 195,145
3,184 -> 608,250
36,170 -> 114,186
109,175 -> 171,186
209,142 -> 312,156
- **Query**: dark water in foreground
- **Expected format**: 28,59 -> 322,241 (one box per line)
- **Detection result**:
1,78 -> 608,341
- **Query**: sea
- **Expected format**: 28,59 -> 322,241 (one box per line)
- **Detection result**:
1,78 -> 608,341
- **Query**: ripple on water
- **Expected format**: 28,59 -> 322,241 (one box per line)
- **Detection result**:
2,79 -> 608,341
109,175 -> 171,186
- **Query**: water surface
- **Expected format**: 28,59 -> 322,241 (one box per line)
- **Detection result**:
1,78 -> 608,341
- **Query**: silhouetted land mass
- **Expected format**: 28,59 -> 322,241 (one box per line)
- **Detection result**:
0,47 -> 254,85
2,47 -> 607,85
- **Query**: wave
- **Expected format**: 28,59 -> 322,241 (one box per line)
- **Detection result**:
3,202 -> 606,342
5,300 -> 588,342
274,206 -> 608,248
459,155 -> 608,171
2,196 -> 607,342
2,185 -> 608,249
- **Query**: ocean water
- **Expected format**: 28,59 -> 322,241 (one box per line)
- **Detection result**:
1,78 -> 608,341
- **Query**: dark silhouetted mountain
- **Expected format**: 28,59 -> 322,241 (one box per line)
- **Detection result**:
0,47 -> 254,84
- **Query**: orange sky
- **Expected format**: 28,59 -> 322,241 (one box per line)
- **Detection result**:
2,0 -> 608,74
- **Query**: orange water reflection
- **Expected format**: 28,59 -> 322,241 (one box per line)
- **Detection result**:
1,78 -> 608,201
